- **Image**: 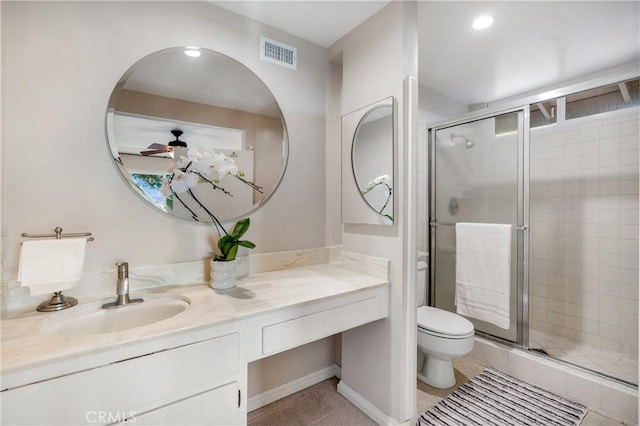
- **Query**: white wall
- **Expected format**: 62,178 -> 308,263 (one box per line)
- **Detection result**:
2,0 -> 326,286
418,84 -> 469,126
247,337 -> 336,397
0,1 -> 4,310
2,0 -> 331,400
326,60 -> 343,247
329,2 -> 418,422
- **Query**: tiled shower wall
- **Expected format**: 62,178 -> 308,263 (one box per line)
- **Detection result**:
529,107 -> 639,359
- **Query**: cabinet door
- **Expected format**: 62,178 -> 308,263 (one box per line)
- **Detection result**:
1,333 -> 239,425
130,381 -> 239,425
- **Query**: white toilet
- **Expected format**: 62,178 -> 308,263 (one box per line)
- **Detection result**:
416,262 -> 474,389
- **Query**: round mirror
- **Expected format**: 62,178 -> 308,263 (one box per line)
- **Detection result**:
351,103 -> 394,222
106,47 -> 288,224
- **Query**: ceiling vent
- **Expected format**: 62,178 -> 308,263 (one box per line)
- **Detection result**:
260,36 -> 297,70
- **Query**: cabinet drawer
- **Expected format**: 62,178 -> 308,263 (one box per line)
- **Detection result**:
131,381 -> 240,425
262,296 -> 386,356
1,333 -> 239,425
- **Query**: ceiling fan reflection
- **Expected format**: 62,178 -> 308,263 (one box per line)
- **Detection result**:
140,129 -> 187,156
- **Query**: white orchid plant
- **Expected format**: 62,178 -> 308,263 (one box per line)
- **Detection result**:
161,146 -> 262,198
160,146 -> 263,243
362,174 -> 393,222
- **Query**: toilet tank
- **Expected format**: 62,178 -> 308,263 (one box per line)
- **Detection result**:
416,260 -> 428,307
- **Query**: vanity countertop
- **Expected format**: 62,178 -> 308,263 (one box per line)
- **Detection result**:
1,262 -> 389,377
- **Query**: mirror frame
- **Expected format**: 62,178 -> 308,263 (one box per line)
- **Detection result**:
341,96 -> 396,225
105,46 -> 289,225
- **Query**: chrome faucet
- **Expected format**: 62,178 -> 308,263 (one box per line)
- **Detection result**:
102,262 -> 143,309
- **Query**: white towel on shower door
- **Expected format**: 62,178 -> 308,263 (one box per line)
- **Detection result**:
455,222 -> 511,329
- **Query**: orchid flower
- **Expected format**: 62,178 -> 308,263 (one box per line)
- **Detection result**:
164,145 -> 263,226
360,174 -> 393,220
170,169 -> 198,193
187,145 -> 206,162
216,157 -> 239,178
175,156 -> 189,170
190,151 -> 216,176
363,174 -> 391,193
189,151 -> 228,178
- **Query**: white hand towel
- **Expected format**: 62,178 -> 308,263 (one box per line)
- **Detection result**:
455,223 -> 511,329
18,238 -> 87,296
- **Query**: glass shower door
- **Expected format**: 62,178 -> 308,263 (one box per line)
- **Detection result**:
430,110 -> 525,343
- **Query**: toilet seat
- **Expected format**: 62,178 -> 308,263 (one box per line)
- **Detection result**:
417,306 -> 474,339
418,327 -> 474,340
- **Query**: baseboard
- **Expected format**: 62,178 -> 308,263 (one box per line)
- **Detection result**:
337,380 -> 405,425
248,364 -> 341,412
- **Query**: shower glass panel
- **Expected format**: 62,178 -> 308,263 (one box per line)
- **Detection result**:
428,78 -> 638,386
431,111 -> 524,343
528,96 -> 639,385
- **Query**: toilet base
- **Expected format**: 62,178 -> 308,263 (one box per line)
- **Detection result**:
418,356 -> 456,389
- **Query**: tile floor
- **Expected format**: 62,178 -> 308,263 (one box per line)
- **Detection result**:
417,357 -> 625,425
530,329 -> 638,385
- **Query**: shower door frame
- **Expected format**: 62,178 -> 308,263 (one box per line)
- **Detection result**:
427,105 -> 530,348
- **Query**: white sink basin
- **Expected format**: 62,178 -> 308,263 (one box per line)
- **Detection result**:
40,295 -> 191,336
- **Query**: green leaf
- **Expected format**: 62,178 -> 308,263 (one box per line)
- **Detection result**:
231,218 -> 250,238
237,240 -> 256,249
218,234 -> 234,246
226,245 -> 239,261
216,218 -> 255,261
217,235 -> 235,256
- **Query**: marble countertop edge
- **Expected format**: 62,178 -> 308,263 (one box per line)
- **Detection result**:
1,262 -> 389,377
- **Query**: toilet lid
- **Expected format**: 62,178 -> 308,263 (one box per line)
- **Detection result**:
417,306 -> 474,337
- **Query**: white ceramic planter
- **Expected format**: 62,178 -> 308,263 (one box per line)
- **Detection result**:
209,259 -> 238,290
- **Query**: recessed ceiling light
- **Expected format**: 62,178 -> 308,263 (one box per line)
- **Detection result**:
472,15 -> 494,30
184,47 -> 201,58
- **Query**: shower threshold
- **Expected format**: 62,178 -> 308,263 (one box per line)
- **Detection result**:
529,329 -> 637,386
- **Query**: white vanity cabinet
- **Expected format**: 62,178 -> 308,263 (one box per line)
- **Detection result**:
131,381 -> 239,425
1,333 -> 241,426
2,261 -> 390,426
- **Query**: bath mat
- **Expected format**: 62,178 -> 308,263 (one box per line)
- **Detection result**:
417,367 -> 587,426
